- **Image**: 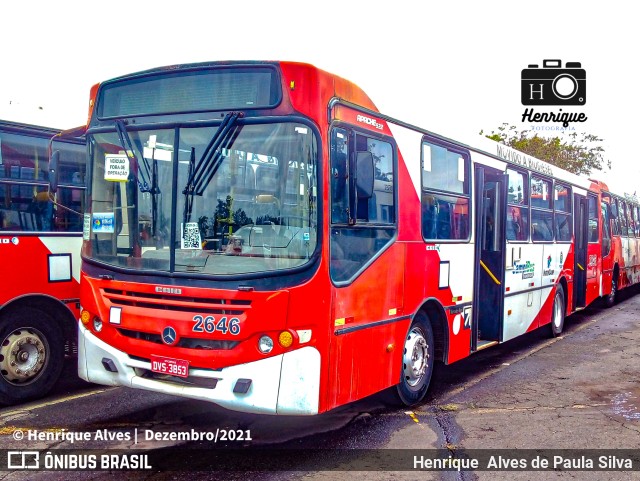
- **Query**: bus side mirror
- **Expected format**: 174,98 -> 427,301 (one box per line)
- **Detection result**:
49,150 -> 60,194
356,151 -> 374,199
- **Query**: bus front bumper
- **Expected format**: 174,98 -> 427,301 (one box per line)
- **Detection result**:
78,323 -> 320,415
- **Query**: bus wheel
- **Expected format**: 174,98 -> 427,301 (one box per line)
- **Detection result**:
395,311 -> 434,406
0,308 -> 64,405
605,277 -> 617,308
550,284 -> 565,337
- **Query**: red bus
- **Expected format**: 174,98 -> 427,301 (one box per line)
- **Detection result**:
0,120 -> 85,404
597,187 -> 640,304
76,61 -> 638,414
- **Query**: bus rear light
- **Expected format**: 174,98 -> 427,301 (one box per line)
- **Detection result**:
278,331 -> 294,349
258,336 -> 274,354
80,310 -> 91,325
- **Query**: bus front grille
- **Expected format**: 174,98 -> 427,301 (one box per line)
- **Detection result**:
102,288 -> 251,315
117,328 -> 239,350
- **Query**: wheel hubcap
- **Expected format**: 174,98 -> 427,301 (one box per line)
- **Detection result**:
403,327 -> 429,389
0,329 -> 47,385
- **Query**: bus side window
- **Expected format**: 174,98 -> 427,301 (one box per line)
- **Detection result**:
531,211 -> 553,241
329,128 -> 396,283
587,194 -> 599,243
421,140 -> 470,242
422,194 -> 437,239
437,199 -> 452,239
506,169 -> 529,242
330,129 -> 349,224
601,200 -> 611,256
507,206 -> 528,241
612,199 -> 621,235
627,202 -> 635,236
554,183 -> 572,242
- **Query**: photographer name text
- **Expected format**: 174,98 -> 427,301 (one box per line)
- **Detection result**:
14,428 -> 252,444
522,108 -> 587,128
414,454 -> 636,471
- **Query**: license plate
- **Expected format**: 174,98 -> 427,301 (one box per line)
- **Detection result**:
150,355 -> 189,378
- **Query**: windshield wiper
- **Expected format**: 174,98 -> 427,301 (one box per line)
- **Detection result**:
183,111 -> 243,222
151,151 -> 159,236
195,123 -> 242,195
183,147 -> 196,224
115,120 -> 152,192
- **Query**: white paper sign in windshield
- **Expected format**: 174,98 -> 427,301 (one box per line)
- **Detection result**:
105,154 -> 130,181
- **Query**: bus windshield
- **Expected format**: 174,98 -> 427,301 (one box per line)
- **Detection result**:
86,120 -> 318,276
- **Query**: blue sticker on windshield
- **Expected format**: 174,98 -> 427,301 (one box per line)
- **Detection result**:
93,212 -> 115,233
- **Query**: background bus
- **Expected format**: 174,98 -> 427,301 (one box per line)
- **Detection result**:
0,120 -> 85,404
76,61 -> 637,415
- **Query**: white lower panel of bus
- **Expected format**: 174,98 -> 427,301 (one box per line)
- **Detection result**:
78,323 -> 320,415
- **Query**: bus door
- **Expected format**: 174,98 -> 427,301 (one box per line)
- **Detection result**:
472,166 -> 507,349
573,194 -> 588,308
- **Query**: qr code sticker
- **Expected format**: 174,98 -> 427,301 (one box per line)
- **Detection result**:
181,222 -> 202,249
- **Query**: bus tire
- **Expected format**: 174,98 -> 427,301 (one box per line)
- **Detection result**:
605,276 -> 617,308
395,311 -> 434,406
550,284 -> 565,337
0,308 -> 64,405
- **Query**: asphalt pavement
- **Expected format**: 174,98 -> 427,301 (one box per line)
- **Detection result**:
1,289 -> 639,480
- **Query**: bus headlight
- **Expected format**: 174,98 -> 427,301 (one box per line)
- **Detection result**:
93,317 -> 103,333
258,335 -> 274,354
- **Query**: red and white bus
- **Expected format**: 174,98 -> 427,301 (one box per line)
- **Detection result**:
0,120 -> 85,404
77,61 -> 638,415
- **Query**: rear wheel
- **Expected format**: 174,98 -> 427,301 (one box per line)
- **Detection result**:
550,284 -> 565,337
394,311 -> 434,406
0,308 -> 64,405
605,275 -> 617,308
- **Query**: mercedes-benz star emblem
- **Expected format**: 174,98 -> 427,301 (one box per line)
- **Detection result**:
162,326 -> 178,345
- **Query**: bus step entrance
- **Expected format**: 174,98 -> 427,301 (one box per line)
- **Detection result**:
476,340 -> 499,351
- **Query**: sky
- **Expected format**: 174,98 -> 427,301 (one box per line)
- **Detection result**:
1,1 -> 637,194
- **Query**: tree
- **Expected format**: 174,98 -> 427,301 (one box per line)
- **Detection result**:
198,215 -> 211,238
480,123 -> 610,176
213,195 -> 253,236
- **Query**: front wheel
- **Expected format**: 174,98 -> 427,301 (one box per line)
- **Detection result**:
394,311 -> 434,406
550,284 -> 565,337
0,308 -> 64,405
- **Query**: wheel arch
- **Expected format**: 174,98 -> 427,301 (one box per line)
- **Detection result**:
0,295 -> 76,345
558,276 -> 569,315
416,298 -> 449,364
